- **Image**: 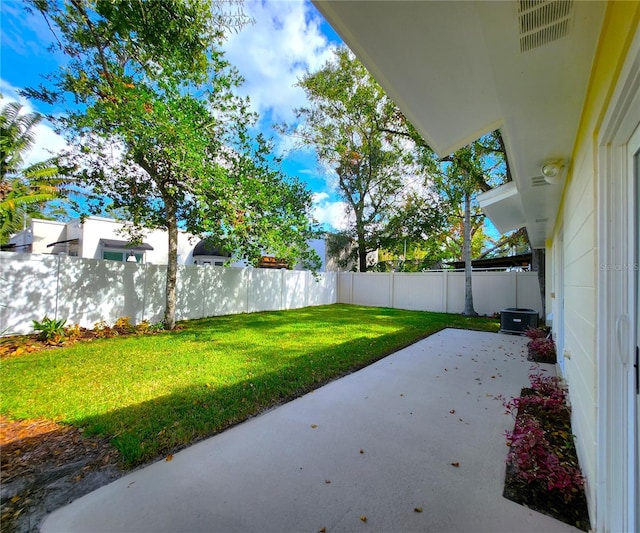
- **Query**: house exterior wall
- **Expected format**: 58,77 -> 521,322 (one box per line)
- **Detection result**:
78,217 -> 197,264
550,0 -> 640,518
30,219 -> 67,254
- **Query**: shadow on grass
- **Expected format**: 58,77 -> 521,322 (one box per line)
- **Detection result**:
80,307 -> 498,467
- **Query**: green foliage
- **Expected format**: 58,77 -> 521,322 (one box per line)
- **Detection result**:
32,316 -> 67,343
26,0 -> 320,328
2,305 -> 498,466
292,47 -> 435,272
0,102 -> 70,243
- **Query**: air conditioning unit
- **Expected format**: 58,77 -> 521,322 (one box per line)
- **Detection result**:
500,308 -> 538,334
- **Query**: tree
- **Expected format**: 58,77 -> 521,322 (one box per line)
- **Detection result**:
292,48 -> 421,272
430,132 -> 506,315
27,0 -> 319,329
0,102 -> 68,244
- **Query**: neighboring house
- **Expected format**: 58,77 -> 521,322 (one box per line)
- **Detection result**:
8,217 -> 329,271
316,1 -> 639,530
9,217 -> 200,265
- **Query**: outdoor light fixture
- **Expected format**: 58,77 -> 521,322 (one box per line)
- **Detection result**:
541,160 -> 566,185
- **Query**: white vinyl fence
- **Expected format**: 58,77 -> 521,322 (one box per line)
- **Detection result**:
337,270 -> 542,317
0,253 -> 337,335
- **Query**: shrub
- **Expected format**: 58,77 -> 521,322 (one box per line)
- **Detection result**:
64,323 -> 83,340
93,320 -> 118,339
135,321 -> 151,335
524,326 -> 547,340
528,337 -> 556,363
504,373 -> 585,504
32,316 -> 67,344
114,316 -> 135,334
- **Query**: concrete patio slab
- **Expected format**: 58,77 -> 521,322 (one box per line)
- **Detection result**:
41,329 -> 581,533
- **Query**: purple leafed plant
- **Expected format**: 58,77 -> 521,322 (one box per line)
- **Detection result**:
524,326 -> 547,340
527,337 -> 557,363
504,373 -> 586,508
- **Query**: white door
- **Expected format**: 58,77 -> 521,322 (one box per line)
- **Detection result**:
597,28 -> 640,529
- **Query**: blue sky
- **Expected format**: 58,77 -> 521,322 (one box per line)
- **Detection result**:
0,0 -> 351,231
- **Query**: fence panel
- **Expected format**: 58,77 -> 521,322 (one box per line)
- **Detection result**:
1,251 -> 541,336
307,272 -> 337,306
1,253 -> 59,335
516,273 -> 543,311
351,273 -> 391,307
204,267 -> 248,317
142,265 -> 167,324
247,269 -> 282,313
57,257 -> 129,327
283,270 -> 307,310
176,265 -> 205,321
337,270 -> 542,316
392,272 -> 446,312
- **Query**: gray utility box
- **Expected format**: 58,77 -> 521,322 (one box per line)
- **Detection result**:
500,308 -> 538,334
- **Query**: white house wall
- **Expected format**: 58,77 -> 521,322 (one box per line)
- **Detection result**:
30,219 -> 66,254
79,218 -> 196,264
551,137 -> 598,506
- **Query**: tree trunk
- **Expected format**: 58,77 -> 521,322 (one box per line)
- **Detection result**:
163,198 -> 178,330
463,191 -> 477,316
357,230 -> 367,272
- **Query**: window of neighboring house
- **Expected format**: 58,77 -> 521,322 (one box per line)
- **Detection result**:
103,250 -> 143,262
215,261 -> 224,266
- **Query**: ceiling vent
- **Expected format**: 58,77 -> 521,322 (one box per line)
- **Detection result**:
519,0 -> 573,53
531,175 -> 551,187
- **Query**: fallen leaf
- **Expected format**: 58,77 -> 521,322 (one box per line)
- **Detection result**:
319,528 -> 326,532
10,496 -> 20,504
359,449 -> 364,454
414,507 -> 423,513
360,515 -> 367,522
165,454 -> 173,462
325,480 -> 331,484
451,462 -> 460,467
449,409 -> 455,414
311,424 -> 318,429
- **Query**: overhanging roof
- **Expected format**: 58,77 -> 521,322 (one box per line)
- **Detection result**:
314,0 -> 607,247
477,181 -> 525,234
99,238 -> 154,251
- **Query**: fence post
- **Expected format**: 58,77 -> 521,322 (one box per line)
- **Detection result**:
350,272 -> 354,304
443,270 -> 448,313
389,271 -> 394,308
305,271 -> 310,308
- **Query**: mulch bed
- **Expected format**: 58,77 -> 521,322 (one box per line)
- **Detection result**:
0,416 -> 124,533
503,388 -> 590,531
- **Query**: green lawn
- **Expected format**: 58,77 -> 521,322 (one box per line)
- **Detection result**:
1,304 -> 498,466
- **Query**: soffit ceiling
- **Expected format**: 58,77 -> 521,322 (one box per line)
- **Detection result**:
314,0 -> 607,248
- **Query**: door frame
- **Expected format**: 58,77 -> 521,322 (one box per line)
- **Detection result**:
596,25 -> 640,533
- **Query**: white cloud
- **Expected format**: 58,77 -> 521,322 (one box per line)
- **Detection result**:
223,0 -> 335,125
312,192 -> 351,231
1,79 -> 68,168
